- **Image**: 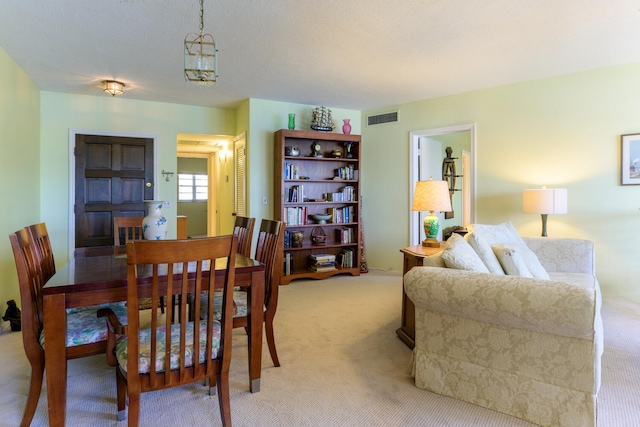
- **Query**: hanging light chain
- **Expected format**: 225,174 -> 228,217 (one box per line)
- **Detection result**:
199,0 -> 205,35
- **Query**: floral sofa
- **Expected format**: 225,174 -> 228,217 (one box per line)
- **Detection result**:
404,222 -> 603,427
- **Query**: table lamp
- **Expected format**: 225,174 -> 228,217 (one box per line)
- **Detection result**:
523,187 -> 567,237
412,178 -> 452,247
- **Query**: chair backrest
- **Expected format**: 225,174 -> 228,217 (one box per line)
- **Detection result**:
8,228 -> 45,360
253,219 -> 285,311
233,216 -> 255,257
114,216 -> 144,255
27,223 -> 56,283
124,236 -> 237,390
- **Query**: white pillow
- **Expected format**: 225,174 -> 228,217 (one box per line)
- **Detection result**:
466,222 -> 550,280
492,244 -> 533,278
442,233 -> 490,273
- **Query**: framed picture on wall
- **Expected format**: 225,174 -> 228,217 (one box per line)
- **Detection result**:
621,133 -> 640,185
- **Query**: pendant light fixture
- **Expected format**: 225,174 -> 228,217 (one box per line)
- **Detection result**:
184,0 -> 218,85
102,80 -> 125,96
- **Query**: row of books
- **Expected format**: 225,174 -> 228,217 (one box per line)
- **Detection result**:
323,186 -> 356,202
283,162 -> 300,180
327,206 -> 355,224
308,253 -> 337,272
285,184 -> 305,202
336,248 -> 356,268
283,252 -> 294,276
334,165 -> 357,180
335,227 -> 355,244
284,206 -> 308,225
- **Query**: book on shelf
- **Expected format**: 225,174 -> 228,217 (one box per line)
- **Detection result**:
283,252 -> 293,275
336,248 -> 355,268
335,227 -> 353,244
308,253 -> 336,272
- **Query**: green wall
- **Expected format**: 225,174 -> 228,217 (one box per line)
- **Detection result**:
0,47 -> 40,307
39,92 -> 236,264
362,62 -> 640,301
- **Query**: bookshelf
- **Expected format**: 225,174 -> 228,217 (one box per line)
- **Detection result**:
274,129 -> 361,285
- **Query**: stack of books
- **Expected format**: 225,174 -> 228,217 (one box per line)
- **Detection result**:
308,253 -> 337,272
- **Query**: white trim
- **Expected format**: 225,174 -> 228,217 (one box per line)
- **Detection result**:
68,129 -> 159,258
409,124 -> 476,246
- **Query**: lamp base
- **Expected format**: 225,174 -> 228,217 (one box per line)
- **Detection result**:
422,238 -> 441,248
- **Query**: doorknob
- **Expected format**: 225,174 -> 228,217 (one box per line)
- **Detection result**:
146,182 -> 152,188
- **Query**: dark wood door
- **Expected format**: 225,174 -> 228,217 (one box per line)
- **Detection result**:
75,134 -> 154,252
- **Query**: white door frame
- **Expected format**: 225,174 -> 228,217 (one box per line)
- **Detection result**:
409,124 -> 476,246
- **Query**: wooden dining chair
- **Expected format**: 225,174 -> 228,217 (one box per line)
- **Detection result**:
9,228 -> 128,427
114,216 -> 144,256
233,215 -> 255,257
98,236 -> 237,427
26,223 -> 56,282
201,219 -> 285,367
114,216 -> 167,314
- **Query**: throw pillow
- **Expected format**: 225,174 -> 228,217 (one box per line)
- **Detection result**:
491,244 -> 534,278
441,233 -> 490,273
466,222 -> 550,279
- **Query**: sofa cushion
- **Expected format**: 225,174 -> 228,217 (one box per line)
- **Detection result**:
492,244 -> 533,277
466,222 -> 550,280
441,233 -> 490,273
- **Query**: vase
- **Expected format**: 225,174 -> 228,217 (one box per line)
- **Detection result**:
142,200 -> 168,240
342,119 -> 351,135
288,113 -> 296,130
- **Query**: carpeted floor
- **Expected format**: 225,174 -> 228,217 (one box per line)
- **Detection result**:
1,271 -> 638,426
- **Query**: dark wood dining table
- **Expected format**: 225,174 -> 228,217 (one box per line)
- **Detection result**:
42,252 -> 265,427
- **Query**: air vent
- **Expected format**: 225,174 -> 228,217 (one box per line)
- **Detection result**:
367,111 -> 398,126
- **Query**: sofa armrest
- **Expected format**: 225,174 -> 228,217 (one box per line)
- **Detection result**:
522,237 -> 595,275
404,266 -> 598,340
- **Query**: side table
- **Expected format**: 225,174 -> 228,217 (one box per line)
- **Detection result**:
397,244 -> 443,349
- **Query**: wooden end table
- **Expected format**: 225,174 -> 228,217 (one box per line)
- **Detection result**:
397,244 -> 443,349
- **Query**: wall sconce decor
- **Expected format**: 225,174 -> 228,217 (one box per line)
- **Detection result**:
523,187 -> 567,237
161,170 -> 174,182
102,80 -> 125,96
412,177 -> 453,247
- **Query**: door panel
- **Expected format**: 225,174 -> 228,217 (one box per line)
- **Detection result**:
75,134 -> 154,250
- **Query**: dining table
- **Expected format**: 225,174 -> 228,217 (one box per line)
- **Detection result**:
42,251 -> 265,427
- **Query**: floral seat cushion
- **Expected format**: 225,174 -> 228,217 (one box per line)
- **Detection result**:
114,320 -> 221,374
39,302 -> 128,348
199,291 -> 250,320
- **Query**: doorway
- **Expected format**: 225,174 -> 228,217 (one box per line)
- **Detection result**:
409,124 -> 476,246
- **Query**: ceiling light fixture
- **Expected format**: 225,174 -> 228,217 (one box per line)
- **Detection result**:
184,0 -> 218,85
102,80 -> 125,96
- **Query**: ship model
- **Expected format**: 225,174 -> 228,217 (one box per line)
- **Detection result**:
310,106 -> 335,132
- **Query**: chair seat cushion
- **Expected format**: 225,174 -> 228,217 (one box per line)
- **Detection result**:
200,291 -> 249,320
115,320 -> 221,374
39,303 -> 128,348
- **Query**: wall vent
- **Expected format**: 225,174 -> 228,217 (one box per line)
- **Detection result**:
367,111 -> 398,126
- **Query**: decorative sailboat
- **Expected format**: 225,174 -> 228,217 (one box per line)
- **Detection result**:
310,106 -> 335,132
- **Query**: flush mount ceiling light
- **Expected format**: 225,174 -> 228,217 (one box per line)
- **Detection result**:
184,0 -> 218,85
102,80 -> 125,96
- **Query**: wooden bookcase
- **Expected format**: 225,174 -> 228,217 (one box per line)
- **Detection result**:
274,129 -> 361,285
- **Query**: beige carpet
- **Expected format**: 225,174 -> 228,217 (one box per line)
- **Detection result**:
1,271 -> 639,426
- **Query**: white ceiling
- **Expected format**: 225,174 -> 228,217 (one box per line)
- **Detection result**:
2,0 -> 640,111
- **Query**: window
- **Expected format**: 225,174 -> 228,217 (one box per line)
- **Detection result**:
178,173 -> 208,201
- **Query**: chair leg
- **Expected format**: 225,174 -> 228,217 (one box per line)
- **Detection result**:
159,296 -> 165,314
116,369 -> 127,421
216,373 -> 232,427
264,315 -> 281,367
20,362 -> 44,427
127,392 -> 140,427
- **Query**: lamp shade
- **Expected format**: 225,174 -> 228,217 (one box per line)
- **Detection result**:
523,188 -> 567,214
412,179 -> 452,213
